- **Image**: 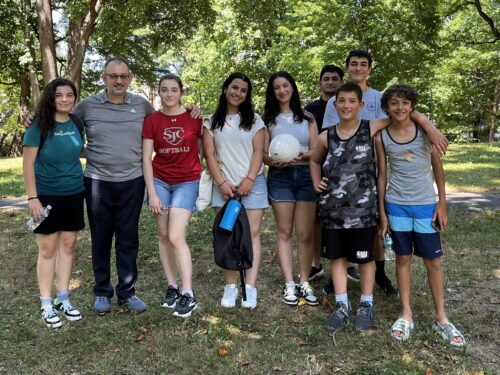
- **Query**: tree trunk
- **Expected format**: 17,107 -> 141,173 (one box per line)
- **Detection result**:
66,0 -> 105,91
36,0 -> 58,83
22,0 -> 41,108
489,81 -> 499,143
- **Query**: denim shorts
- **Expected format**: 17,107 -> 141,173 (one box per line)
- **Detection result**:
267,165 -> 317,202
152,177 -> 199,212
211,173 -> 269,209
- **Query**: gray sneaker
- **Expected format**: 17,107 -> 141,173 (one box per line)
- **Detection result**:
325,302 -> 351,331
94,296 -> 112,315
118,295 -> 147,314
355,302 -> 375,331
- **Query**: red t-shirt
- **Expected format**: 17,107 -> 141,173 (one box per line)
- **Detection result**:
142,110 -> 202,184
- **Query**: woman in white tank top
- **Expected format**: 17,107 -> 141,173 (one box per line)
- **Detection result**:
263,71 -> 320,307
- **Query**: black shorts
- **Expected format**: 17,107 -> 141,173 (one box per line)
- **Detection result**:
321,226 -> 376,264
34,192 -> 85,234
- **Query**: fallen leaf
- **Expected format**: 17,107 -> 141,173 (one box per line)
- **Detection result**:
423,340 -> 433,349
133,333 -> 144,342
298,298 -> 306,307
322,297 -> 333,311
110,348 -> 122,353
490,296 -> 500,304
272,365 -> 283,372
139,327 -> 148,333
447,354 -> 460,362
494,269 -> 500,279
217,345 -> 230,358
237,358 -> 250,367
297,339 -> 310,346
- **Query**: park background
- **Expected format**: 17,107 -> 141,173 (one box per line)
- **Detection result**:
0,1 -> 499,374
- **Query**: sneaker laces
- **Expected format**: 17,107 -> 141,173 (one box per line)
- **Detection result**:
334,303 -> 350,319
284,284 -> 296,297
42,305 -> 57,318
177,295 -> 190,307
301,283 -> 315,296
357,303 -> 373,319
61,300 -> 75,311
96,296 -> 108,303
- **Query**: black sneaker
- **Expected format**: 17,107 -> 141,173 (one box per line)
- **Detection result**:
325,302 -> 351,331
347,266 -> 360,282
173,293 -> 198,318
161,286 -> 181,308
322,278 -> 334,295
375,274 -> 398,297
308,265 -> 325,281
355,302 -> 375,331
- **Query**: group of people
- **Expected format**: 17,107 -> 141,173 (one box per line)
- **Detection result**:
23,50 -> 465,347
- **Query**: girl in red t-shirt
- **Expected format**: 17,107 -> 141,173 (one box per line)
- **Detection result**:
142,74 -> 202,318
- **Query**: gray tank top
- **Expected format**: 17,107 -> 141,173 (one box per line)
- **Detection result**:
381,125 -> 436,205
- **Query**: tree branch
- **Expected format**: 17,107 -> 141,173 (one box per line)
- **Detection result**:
472,0 -> 500,40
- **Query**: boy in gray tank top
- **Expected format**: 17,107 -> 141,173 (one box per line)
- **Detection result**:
375,85 -> 465,346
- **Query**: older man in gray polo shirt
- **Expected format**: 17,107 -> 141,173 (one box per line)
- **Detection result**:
73,57 -> 154,314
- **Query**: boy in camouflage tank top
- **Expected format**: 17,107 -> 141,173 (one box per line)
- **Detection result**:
310,82 -> 448,332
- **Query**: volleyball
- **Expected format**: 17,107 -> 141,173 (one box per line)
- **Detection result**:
269,134 -> 300,163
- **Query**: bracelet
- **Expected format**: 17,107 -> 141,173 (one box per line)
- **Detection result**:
27,196 -> 38,201
246,176 -> 255,183
217,180 -> 227,187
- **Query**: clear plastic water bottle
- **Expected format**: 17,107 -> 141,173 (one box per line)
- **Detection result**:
383,233 -> 395,261
219,199 -> 241,231
27,205 -> 52,231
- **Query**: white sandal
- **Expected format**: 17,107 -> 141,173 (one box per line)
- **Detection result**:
432,321 -> 466,347
390,317 -> 414,341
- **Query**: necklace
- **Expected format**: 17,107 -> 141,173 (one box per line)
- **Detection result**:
337,120 -> 360,139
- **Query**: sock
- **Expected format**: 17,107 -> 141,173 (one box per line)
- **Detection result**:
335,293 -> 349,307
225,284 -> 237,289
301,281 -> 310,288
286,280 -> 295,287
40,297 -> 52,310
57,290 -> 69,302
170,283 -> 179,290
245,284 -> 256,291
181,289 -> 194,297
360,294 -> 374,306
375,260 -> 385,278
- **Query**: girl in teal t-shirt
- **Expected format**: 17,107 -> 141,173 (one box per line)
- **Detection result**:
23,78 -> 85,329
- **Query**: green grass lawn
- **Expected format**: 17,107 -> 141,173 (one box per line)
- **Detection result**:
1,143 -> 499,198
1,143 -> 499,374
1,207 -> 499,374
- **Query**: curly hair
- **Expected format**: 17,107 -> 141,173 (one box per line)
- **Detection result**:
381,85 -> 418,115
34,78 -> 78,140
211,72 -> 255,132
263,71 -> 306,127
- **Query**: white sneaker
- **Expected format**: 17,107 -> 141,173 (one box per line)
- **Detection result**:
282,283 -> 298,305
300,282 -> 319,306
41,306 -> 62,328
221,284 -> 238,308
54,298 -> 83,321
241,284 -> 257,309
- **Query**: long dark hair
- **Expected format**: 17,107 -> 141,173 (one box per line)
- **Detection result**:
34,78 -> 78,140
263,71 -> 306,126
211,72 -> 255,132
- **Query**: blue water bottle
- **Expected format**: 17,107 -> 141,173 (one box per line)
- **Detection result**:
219,195 -> 241,231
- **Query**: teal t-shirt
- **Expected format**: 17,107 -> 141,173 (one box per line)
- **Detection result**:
23,119 -> 84,196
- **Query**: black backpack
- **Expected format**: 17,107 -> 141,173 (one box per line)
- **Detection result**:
38,113 -> 85,153
213,195 -> 253,301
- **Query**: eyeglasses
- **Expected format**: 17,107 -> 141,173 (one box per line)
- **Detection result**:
105,73 -> 131,81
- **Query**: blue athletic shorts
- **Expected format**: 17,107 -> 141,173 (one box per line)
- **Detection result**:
385,202 -> 443,259
267,165 -> 317,202
152,177 -> 199,212
211,173 -> 269,210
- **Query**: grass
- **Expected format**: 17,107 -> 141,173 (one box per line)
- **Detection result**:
1,143 -> 499,374
0,207 -> 499,374
1,143 -> 499,198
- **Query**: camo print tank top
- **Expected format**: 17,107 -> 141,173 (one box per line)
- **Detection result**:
319,120 -> 378,229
